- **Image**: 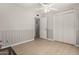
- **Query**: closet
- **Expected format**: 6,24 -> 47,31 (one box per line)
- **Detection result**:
53,10 -> 77,45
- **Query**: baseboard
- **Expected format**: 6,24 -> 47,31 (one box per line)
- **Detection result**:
2,39 -> 34,49
39,38 -> 55,41
75,44 -> 79,47
47,39 -> 55,41
47,39 -> 77,47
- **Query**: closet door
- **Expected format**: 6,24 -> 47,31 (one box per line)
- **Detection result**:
53,13 -> 64,42
63,12 -> 76,44
53,11 -> 76,44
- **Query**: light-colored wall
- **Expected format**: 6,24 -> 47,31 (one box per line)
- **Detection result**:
75,10 -> 79,45
0,4 -> 36,48
47,12 -> 53,39
0,6 -> 35,30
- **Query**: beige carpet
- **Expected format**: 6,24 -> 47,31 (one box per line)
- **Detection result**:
12,39 -> 79,55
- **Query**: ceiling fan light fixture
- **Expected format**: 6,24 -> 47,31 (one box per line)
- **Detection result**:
38,3 -> 57,13
44,8 -> 50,13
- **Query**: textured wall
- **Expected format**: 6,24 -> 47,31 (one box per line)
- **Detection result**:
47,29 -> 53,39
0,4 -> 36,48
76,10 -> 79,45
47,12 -> 53,40
0,30 -> 34,48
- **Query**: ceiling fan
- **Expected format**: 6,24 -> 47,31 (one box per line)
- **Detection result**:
38,3 -> 57,13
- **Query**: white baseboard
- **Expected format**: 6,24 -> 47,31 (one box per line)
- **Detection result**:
47,39 -> 55,41
2,39 -> 34,49
40,38 -> 55,41
75,44 -> 79,47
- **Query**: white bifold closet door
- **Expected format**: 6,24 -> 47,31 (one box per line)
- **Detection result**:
53,11 -> 76,44
53,13 -> 63,42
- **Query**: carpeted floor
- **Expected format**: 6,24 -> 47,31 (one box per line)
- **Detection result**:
12,38 -> 79,55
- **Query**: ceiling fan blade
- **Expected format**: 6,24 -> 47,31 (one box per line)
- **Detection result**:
36,7 -> 44,11
50,8 -> 57,11
40,3 -> 46,7
48,4 -> 54,7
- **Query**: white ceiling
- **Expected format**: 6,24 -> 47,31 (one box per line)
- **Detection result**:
14,3 -> 40,8
49,3 -> 73,10
0,3 -> 76,8
0,3 -> 79,12
14,3 -> 79,12
15,3 -> 72,8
